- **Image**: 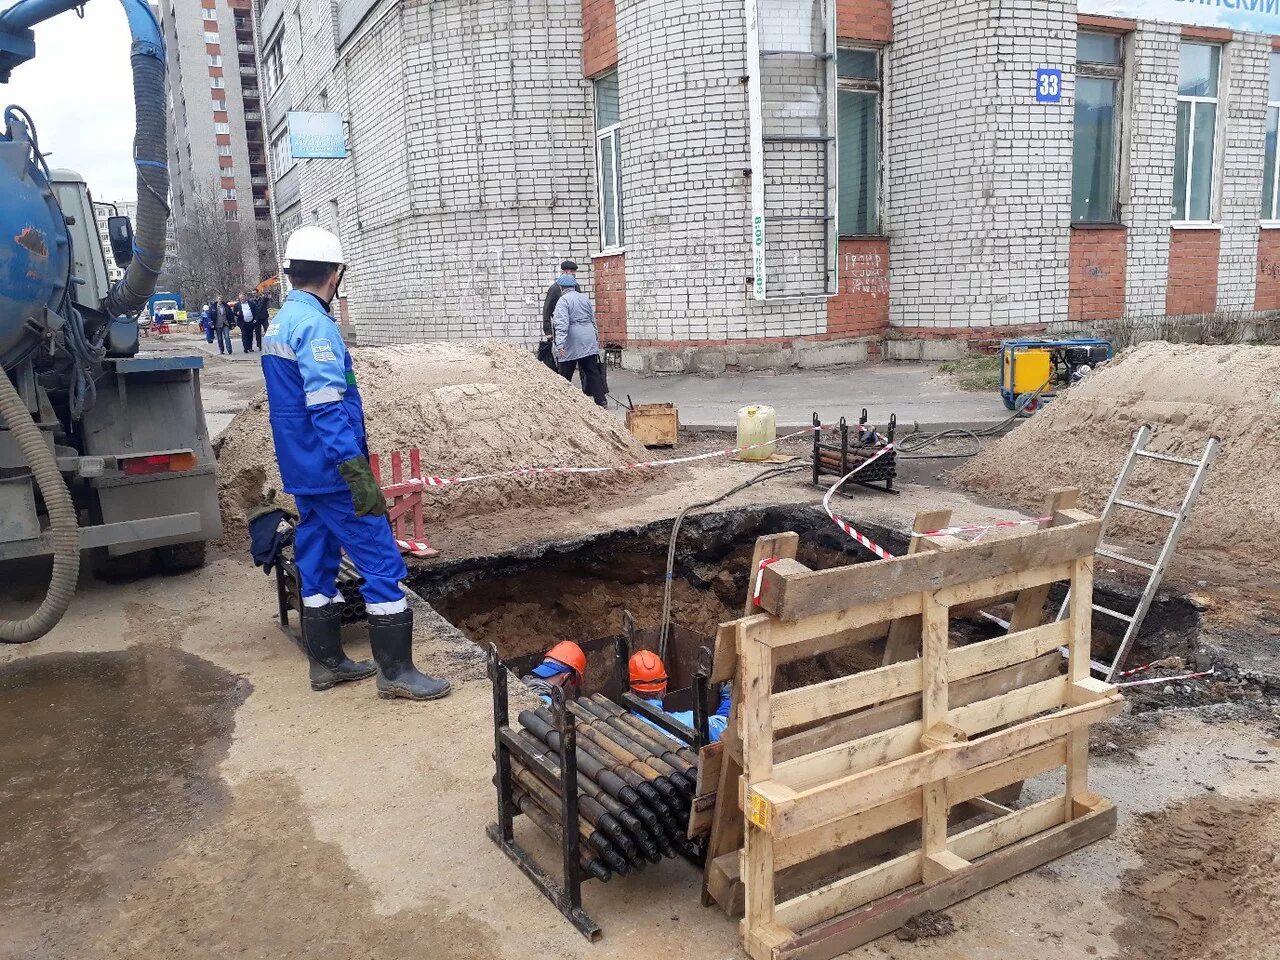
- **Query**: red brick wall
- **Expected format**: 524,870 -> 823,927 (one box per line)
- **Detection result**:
1068,226 -> 1126,322
1256,230 -> 1280,311
837,0 -> 891,42
582,0 -> 618,77
827,238 -> 890,340
593,253 -> 626,344
1166,229 -> 1221,316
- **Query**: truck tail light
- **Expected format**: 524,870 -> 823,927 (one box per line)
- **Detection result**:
120,452 -> 199,476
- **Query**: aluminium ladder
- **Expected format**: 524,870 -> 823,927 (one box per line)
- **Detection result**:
1058,424 -> 1219,681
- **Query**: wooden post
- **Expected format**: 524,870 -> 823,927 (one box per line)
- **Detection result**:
882,510 -> 952,665
1007,488 -> 1079,632
1065,554 -> 1095,820
741,626 -> 778,953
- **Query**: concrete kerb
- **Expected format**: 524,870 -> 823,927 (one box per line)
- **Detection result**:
678,418 -> 1017,434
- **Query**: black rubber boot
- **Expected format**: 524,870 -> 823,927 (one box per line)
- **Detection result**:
301,604 -> 376,691
369,609 -> 452,701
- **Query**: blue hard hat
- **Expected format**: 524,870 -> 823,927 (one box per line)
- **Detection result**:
556,275 -> 578,288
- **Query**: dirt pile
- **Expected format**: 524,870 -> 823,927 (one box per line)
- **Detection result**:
1116,795 -> 1280,960
953,342 -> 1280,569
215,341 -> 650,541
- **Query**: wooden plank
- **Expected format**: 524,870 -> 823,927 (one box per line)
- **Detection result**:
933,559 -> 1074,609
774,621 -> 890,670
775,737 -> 1067,871
1065,555 -> 1094,821
945,620 -> 1071,683
741,628 -> 775,784
919,591 -> 951,873
743,821 -> 778,956
773,651 -> 1062,764
757,519 -> 1101,620
744,592 -> 921,650
775,675 -> 1069,791
770,659 -> 922,734
1006,488 -> 1079,632
703,532 -> 799,905
764,693 -> 1122,837
776,801 -> 1115,960
882,509 -> 952,665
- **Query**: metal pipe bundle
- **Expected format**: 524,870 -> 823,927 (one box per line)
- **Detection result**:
515,700 -> 697,873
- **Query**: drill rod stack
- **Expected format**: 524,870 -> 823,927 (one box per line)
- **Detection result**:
487,646 -> 701,940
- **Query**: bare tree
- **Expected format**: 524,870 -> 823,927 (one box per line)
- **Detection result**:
172,181 -> 253,306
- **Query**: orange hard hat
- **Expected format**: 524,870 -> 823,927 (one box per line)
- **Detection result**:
545,640 -> 587,680
629,650 -> 668,695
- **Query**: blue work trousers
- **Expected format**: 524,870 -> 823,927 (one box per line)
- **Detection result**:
294,490 -> 408,614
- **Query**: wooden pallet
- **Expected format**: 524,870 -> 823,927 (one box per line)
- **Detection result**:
706,502 -> 1121,959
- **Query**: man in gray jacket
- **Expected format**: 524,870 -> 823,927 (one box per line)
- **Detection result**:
551,275 -> 607,407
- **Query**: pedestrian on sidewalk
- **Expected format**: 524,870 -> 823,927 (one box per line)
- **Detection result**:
199,304 -> 214,343
213,299 -> 234,354
538,259 -> 576,372
551,274 -> 607,408
251,291 -> 270,348
237,294 -> 257,353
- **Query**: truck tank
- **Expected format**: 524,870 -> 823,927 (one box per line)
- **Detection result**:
0,110 -> 70,371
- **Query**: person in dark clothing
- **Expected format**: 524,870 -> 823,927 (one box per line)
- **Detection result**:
213,300 -> 234,354
236,294 -> 257,353
539,260 -> 576,371
251,294 -> 270,348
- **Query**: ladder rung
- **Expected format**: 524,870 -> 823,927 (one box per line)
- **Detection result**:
1135,449 -> 1202,467
1095,547 -> 1157,572
1092,603 -> 1133,622
1115,498 -> 1179,519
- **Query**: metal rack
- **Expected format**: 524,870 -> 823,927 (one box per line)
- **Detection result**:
811,409 -> 898,494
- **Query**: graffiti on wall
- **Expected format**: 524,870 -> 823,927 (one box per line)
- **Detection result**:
842,251 -> 889,296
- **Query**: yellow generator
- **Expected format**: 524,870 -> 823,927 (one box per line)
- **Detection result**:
999,338 -> 1112,413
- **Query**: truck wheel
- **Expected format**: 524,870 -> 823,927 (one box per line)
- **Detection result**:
95,548 -> 155,581
155,541 -> 208,573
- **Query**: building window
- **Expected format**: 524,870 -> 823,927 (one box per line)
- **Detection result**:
213,98 -> 226,112
208,54 -> 222,67
594,71 -> 623,251
1072,31 -> 1124,223
224,209 -> 239,221
262,38 -> 283,94
270,129 -> 295,180
223,188 -> 237,200
215,121 -> 230,134
836,47 -> 880,236
1263,53 -> 1280,221
1173,42 -> 1220,223
202,7 -> 217,21
210,75 -> 225,89
204,31 -> 219,44
218,143 -> 233,156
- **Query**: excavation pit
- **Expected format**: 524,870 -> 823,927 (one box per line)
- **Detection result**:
410,505 -> 898,698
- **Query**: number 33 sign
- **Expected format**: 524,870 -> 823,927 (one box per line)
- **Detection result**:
1036,68 -> 1063,104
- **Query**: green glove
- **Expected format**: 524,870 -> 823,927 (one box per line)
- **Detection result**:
338,456 -> 387,517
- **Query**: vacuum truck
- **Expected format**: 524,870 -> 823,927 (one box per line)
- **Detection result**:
0,0 -> 221,642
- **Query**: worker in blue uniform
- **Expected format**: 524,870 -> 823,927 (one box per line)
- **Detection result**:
628,651 -> 731,742
262,226 -> 450,702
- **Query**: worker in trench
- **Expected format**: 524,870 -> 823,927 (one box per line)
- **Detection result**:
261,226 -> 451,701
629,651 -> 732,742
520,641 -> 587,702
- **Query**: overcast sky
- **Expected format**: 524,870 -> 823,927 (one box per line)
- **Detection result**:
4,1 -> 137,202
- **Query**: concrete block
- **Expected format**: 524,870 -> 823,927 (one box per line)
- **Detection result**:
882,338 -> 971,361
794,338 -> 870,368
687,349 -> 728,376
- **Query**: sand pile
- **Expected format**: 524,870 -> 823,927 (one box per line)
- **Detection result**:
952,342 -> 1280,568
216,341 -> 650,541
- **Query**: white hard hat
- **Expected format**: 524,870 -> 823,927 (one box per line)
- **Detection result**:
283,225 -> 345,268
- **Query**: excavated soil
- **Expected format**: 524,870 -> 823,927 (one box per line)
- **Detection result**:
214,341 -> 651,542
953,342 -> 1280,570
1116,794 -> 1280,960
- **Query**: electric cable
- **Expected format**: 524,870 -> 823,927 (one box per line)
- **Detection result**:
893,379 -> 1050,460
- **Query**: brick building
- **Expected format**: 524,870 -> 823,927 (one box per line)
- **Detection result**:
256,0 -> 1280,369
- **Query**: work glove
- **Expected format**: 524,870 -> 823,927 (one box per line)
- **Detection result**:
338,456 -> 387,518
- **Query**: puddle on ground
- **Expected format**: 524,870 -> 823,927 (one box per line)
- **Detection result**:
0,647 -> 249,914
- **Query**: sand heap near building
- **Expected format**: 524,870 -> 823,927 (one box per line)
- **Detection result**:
952,342 -> 1280,569
216,341 -> 650,542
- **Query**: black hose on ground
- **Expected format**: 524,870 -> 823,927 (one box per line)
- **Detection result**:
0,374 -> 79,642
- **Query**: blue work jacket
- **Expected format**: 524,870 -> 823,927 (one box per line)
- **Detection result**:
261,290 -> 368,495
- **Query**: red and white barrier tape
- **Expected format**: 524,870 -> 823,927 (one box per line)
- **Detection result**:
380,424 -> 827,494
752,556 -> 782,608
394,537 -> 438,558
1115,668 -> 1215,689
820,445 -> 898,559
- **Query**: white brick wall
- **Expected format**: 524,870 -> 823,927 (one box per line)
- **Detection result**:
1216,32 -> 1269,312
1123,22 -> 1180,315
886,0 -> 1074,330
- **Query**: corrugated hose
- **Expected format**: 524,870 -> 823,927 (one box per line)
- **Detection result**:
0,374 -> 79,642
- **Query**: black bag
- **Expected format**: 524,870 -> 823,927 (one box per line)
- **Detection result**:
536,339 -> 559,372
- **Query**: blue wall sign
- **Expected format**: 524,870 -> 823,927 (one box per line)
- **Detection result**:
1035,69 -> 1063,104
287,112 -> 348,160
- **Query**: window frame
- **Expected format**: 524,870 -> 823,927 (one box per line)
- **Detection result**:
262,37 -> 284,95
1173,42 -> 1222,226
835,44 -> 883,238
1264,52 -> 1280,224
1072,30 -> 1125,225
270,128 -> 295,181
214,121 -> 231,135
593,71 -> 624,254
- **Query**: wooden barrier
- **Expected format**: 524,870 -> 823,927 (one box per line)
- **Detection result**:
701,501 -> 1119,959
